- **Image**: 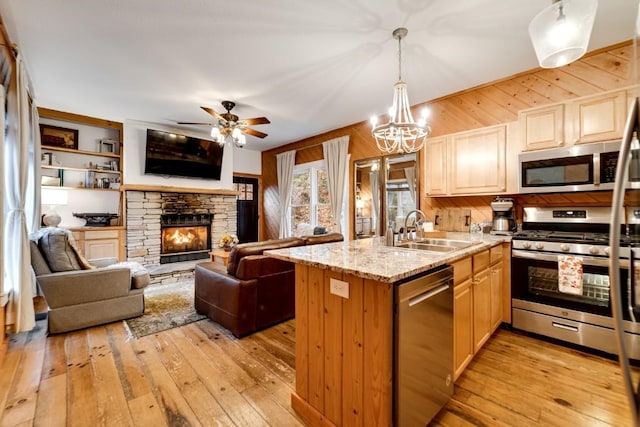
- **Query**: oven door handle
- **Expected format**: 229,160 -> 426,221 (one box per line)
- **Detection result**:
511,249 -> 630,268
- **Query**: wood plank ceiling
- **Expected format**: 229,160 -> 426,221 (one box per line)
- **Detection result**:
261,41 -> 634,240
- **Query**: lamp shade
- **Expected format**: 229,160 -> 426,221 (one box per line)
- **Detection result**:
529,0 -> 598,69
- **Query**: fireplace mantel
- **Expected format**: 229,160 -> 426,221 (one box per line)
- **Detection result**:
122,184 -> 239,196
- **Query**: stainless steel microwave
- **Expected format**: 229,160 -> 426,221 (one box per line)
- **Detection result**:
518,141 -> 640,193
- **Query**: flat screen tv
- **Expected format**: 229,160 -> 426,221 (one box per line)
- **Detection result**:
144,129 -> 224,180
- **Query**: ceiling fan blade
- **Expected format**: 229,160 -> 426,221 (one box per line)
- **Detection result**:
200,106 -> 224,120
243,127 -> 268,138
240,117 -> 270,126
177,122 -> 212,125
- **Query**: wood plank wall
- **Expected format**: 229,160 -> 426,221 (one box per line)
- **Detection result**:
261,41 -> 634,240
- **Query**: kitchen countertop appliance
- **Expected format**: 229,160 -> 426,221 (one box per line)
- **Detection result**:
490,197 -> 517,235
511,206 -> 640,362
394,265 -> 453,426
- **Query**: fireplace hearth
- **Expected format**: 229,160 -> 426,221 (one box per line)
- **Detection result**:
160,214 -> 212,264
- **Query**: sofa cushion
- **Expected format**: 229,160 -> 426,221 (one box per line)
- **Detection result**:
38,228 -> 83,272
226,237 -> 304,275
30,240 -> 52,276
104,261 -> 150,289
303,232 -> 344,245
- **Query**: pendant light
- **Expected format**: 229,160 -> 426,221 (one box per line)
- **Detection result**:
529,0 -> 598,69
370,27 -> 430,154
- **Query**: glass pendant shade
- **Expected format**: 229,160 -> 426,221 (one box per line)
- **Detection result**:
210,126 -> 221,140
529,0 -> 598,69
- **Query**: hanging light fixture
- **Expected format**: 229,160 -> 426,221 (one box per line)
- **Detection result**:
370,27 -> 430,154
529,0 -> 598,69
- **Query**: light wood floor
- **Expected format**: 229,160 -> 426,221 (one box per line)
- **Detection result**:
0,318 -> 637,426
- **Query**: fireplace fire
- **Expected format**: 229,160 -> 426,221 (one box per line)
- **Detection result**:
160,214 -> 212,264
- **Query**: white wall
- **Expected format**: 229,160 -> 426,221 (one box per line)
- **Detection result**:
123,119 -> 234,189
233,147 -> 261,175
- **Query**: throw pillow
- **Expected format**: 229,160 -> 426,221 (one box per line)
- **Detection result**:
38,228 -> 82,272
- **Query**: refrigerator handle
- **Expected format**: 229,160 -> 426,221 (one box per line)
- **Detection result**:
630,250 -> 637,323
610,95 -> 640,426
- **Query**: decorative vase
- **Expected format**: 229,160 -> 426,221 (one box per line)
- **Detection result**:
223,243 -> 232,252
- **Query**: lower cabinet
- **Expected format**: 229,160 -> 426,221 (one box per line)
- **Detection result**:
71,228 -> 125,261
452,243 -> 507,381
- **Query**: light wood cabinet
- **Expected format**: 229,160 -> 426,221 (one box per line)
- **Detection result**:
452,243 -> 509,381
519,103 -> 565,151
519,88 -> 629,151
490,260 -> 504,331
425,136 -> 447,196
568,89 -> 627,144
452,256 -> 473,380
71,228 -> 125,261
426,124 -> 508,196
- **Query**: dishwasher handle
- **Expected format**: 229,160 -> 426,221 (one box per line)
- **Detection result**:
408,283 -> 450,307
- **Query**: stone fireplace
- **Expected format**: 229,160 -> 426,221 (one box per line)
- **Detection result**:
125,190 -> 236,284
160,213 -> 212,264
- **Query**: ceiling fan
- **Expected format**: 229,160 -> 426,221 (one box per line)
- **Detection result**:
178,101 -> 270,147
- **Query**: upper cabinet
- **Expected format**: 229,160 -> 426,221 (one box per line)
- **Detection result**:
568,90 -> 627,145
520,88 -> 628,151
425,124 -> 508,196
518,103 -> 564,151
424,136 -> 447,196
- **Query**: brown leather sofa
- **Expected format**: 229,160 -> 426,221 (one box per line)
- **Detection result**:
195,233 -> 343,337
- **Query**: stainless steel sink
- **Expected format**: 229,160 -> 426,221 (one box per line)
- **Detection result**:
395,238 -> 476,253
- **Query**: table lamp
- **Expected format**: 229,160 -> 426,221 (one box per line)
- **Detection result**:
41,188 -> 68,227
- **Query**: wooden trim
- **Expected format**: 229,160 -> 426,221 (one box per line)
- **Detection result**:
291,392 -> 337,427
295,264 -> 309,400
37,108 -> 123,133
121,184 -> 239,195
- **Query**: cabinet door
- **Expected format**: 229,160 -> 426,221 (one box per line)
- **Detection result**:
453,278 -> 473,381
84,239 -> 119,260
569,90 -> 627,144
490,260 -> 503,332
519,103 -> 565,151
425,136 -> 447,196
472,268 -> 491,353
450,125 -> 506,195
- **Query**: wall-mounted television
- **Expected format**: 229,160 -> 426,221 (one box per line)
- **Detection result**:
144,129 -> 224,180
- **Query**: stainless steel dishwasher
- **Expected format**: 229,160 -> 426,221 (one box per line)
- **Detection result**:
394,264 -> 454,426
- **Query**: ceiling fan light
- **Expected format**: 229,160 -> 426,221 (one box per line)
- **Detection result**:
235,133 -> 246,148
210,126 -> 221,139
231,127 -> 242,139
529,0 -> 598,68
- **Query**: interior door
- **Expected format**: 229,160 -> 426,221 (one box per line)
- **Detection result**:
233,176 -> 259,243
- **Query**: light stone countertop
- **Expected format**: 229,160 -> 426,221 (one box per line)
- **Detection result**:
265,232 -> 511,283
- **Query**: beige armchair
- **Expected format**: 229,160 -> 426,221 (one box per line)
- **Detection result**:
30,228 -> 150,334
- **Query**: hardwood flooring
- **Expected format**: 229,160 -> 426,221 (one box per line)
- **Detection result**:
0,319 -> 637,426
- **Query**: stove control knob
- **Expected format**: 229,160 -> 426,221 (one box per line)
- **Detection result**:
560,244 -> 570,252
535,242 -> 544,250
589,246 -> 599,255
522,242 -> 531,249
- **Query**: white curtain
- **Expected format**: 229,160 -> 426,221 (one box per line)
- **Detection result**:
277,150 -> 296,238
404,166 -> 416,205
369,170 -> 380,232
3,54 -> 36,332
322,135 -> 349,233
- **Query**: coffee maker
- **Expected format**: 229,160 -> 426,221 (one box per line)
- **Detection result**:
490,197 -> 517,235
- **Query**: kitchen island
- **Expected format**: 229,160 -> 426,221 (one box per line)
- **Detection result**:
265,233 -> 508,427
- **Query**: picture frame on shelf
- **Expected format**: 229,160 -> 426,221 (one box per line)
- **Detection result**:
99,139 -> 116,153
41,152 -> 51,165
40,124 -> 78,149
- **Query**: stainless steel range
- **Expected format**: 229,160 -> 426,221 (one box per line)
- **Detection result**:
511,206 -> 640,359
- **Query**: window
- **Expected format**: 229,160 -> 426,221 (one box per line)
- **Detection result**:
290,161 -> 333,234
234,181 -> 254,201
